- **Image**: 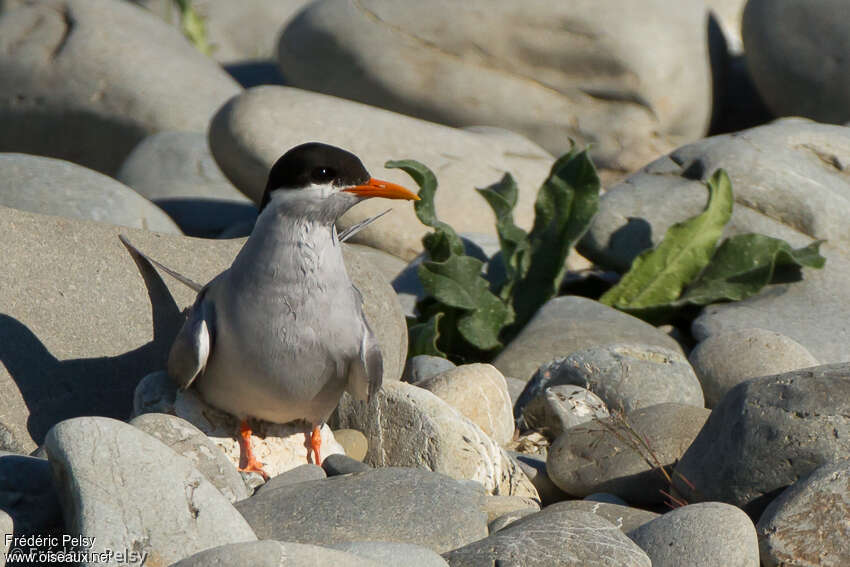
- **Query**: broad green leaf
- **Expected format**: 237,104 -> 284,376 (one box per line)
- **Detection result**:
600,169 -> 733,309
456,292 -> 514,351
417,255 -> 488,310
406,313 -> 445,358
510,146 -> 600,330
387,159 -> 464,261
679,235 -> 826,305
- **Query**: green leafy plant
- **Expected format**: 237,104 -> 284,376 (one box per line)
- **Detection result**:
395,153 -> 826,362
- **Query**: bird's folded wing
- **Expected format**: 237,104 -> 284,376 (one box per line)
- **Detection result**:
167,290 -> 215,389
347,285 -> 384,402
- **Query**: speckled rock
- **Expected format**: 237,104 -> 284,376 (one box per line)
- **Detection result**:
253,464 -> 326,495
236,467 -> 488,553
443,505 -> 651,567
627,502 -> 759,567
402,355 -> 457,384
417,364 -> 515,446
278,0 -> 713,173
556,500 -> 658,533
0,0 -> 240,174
519,385 -> 609,438
548,403 -> 711,505
689,328 -> 819,407
0,154 -> 180,233
757,459 -> 850,567
208,85 -> 554,260
511,452 -> 569,506
322,453 -> 371,476
129,412 -> 250,502
483,494 -> 540,523
488,508 -> 538,533
133,371 -> 345,479
674,364 -> 850,516
45,417 -> 256,566
329,541 -> 449,567
493,296 -> 684,382
334,381 -> 538,499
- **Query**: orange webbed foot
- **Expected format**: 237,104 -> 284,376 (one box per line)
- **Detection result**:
238,419 -> 269,481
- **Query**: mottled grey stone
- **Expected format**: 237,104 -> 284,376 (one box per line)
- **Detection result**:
170,540 -> 384,567
322,453 -> 371,476
518,343 -> 704,417
488,508 -> 538,533
512,452 -> 569,506
520,385 -> 609,438
254,464 -> 326,496
208,85 -> 553,260
117,131 -> 257,237
628,502 -> 759,567
743,0 -> 850,122
443,505 -> 651,567
129,412 -> 250,502
585,493 -> 629,506
549,403 -> 710,505
0,0 -> 240,174
0,154 -> 179,233
494,296 -> 683,382
45,417 -> 256,566
674,364 -> 850,515
0,452 -> 62,536
402,355 -> 457,384
689,328 -> 818,407
483,495 -> 540,524
557,500 -> 658,533
235,467 -> 488,553
278,0 -> 711,172
579,120 -> 850,272
757,459 -> 850,567
329,541 -> 450,567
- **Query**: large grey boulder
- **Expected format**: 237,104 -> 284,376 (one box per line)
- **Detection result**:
0,0 -> 240,174
0,205 -> 405,452
235,467 -> 488,553
170,540 -> 385,567
0,153 -> 180,234
45,416 -> 256,566
277,0 -> 712,173
743,0 -> 850,123
675,364 -> 850,515
208,86 -> 554,260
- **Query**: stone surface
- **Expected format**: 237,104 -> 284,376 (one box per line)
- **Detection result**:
278,0 -> 712,174
129,412 -> 250,502
579,120 -> 850,272
549,403 -> 711,505
333,428 -> 368,461
0,452 -> 62,536
322,453 -> 371,476
706,0 -> 746,53
236,467 -> 489,553
253,464 -> 326,495
334,381 -> 538,499
628,502 -> 759,567
208,85 -> 554,260
518,343 -> 704,417
493,296 -> 684,381
402,355 -> 457,384
689,328 -> 819,408
417,364 -> 515,446
117,131 -> 257,237
443,505 -> 651,567
0,0 -> 240,174
556,500 -> 659,533
133,371 -> 346,479
0,205 -> 405,453
520,385 -> 609,438
488,508 -> 538,533
330,541 -> 449,567
757,459 -> 850,567
743,0 -> 850,123
674,364 -> 850,515
0,153 -> 180,234
170,540 -> 385,567
45,416 -> 256,566
483,494 -> 540,524
512,452 -> 569,506
133,0 -> 311,64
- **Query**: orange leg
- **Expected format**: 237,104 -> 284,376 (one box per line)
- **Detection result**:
238,420 -> 269,480
308,424 -> 322,465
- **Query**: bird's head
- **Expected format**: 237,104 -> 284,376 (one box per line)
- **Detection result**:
259,142 -> 419,223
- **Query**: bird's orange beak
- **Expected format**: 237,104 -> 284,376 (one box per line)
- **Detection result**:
342,178 -> 420,200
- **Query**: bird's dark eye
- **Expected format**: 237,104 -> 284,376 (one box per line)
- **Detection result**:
310,166 -> 337,184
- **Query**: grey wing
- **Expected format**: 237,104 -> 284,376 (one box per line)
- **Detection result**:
167,288 -> 215,390
347,287 -> 383,403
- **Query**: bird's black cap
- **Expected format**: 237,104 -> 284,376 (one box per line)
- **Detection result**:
259,142 -> 370,211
